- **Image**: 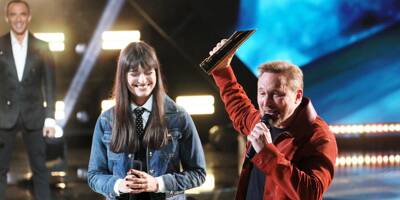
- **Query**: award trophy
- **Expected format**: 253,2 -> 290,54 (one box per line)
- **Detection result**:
199,29 -> 255,74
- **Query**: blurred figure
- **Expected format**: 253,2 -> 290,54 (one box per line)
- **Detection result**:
0,0 -> 56,200
87,41 -> 206,200
207,40 -> 338,200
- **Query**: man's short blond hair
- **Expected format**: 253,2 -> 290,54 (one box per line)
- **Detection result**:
258,61 -> 304,92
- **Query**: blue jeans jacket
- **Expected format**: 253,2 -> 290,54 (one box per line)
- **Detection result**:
87,96 -> 206,200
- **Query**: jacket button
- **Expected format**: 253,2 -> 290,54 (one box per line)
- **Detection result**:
6,101 -> 11,106
149,152 -> 152,157
128,154 -> 133,158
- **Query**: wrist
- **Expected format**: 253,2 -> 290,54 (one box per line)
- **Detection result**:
155,176 -> 166,193
114,179 -> 124,196
154,179 -> 159,192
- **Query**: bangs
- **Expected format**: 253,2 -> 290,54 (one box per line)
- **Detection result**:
126,58 -> 158,72
121,45 -> 159,73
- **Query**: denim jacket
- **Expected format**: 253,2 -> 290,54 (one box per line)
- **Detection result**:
87,96 -> 206,200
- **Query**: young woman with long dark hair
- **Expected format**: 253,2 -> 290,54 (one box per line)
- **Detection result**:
88,41 -> 206,200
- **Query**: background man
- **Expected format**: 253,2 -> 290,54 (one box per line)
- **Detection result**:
0,0 -> 56,199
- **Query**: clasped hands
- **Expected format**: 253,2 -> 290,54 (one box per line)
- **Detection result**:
118,169 -> 159,194
247,122 -> 273,153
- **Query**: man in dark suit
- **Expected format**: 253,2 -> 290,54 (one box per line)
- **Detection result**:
0,1 -> 56,199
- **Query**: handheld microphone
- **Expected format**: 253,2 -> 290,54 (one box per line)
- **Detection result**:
129,159 -> 142,200
245,114 -> 272,161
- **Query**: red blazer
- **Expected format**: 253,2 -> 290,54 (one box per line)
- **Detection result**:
212,67 -> 338,200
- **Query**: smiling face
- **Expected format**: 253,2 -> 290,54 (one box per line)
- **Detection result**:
257,72 -> 303,128
114,41 -> 165,110
126,66 -> 157,105
5,2 -> 31,37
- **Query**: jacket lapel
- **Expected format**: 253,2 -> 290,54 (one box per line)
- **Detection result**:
21,33 -> 35,81
1,33 -> 19,81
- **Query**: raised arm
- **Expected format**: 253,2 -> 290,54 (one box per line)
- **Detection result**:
209,40 -> 260,135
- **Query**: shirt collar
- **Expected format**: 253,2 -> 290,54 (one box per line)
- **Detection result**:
131,95 -> 153,112
10,31 -> 28,47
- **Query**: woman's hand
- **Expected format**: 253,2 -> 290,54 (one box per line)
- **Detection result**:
123,169 -> 159,193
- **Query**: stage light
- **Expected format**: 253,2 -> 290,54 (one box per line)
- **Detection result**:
176,95 -> 215,115
336,153 -> 400,167
55,101 -> 65,121
102,30 -> 140,50
56,183 -> 66,189
75,43 -> 86,54
76,111 -> 90,123
102,95 -> 215,115
101,99 -> 115,113
329,123 -> 400,135
51,171 -> 67,177
34,32 -> 65,52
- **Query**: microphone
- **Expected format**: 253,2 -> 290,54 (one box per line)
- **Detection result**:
245,114 -> 272,161
199,30 -> 255,74
129,159 -> 142,200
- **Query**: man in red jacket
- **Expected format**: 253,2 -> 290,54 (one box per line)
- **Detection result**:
208,41 -> 338,200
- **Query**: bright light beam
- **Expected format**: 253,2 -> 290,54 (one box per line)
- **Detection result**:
176,95 -> 215,115
102,30 -> 141,50
34,32 -> 65,52
60,0 -> 125,127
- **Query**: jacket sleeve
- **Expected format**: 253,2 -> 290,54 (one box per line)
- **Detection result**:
87,116 -> 120,199
160,111 -> 206,193
211,67 -> 260,135
41,45 -> 56,118
252,126 -> 337,200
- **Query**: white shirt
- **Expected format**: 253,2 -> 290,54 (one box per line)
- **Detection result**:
114,95 -> 166,195
10,31 -> 28,82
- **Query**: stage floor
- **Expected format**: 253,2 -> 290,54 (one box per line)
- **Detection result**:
4,135 -> 400,200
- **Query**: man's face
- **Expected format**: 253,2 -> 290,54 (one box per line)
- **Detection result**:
126,66 -> 157,105
5,2 -> 31,36
257,72 -> 303,128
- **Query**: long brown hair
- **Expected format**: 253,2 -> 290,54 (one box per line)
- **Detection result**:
110,41 -> 168,153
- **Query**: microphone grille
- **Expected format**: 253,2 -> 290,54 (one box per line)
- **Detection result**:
261,114 -> 272,129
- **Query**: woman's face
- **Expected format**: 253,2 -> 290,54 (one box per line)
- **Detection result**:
126,65 -> 157,105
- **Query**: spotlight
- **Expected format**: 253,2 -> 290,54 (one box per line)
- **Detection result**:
175,95 -> 215,115
76,111 -> 90,123
329,123 -> 400,135
34,32 -> 65,52
102,30 -> 140,50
